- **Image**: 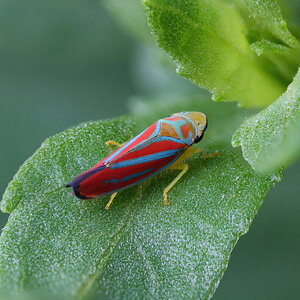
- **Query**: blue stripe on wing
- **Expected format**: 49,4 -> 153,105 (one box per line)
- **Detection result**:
121,168 -> 155,182
109,149 -> 181,169
103,168 -> 155,184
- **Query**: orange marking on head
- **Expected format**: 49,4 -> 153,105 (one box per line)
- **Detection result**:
180,123 -> 191,139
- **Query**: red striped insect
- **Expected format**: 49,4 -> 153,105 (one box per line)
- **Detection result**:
66,112 -> 207,209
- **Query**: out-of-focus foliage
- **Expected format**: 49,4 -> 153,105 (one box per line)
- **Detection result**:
103,0 -> 152,42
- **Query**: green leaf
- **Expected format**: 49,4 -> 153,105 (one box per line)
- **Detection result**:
232,68 -> 300,172
250,40 -> 291,56
0,105 -> 279,299
243,0 -> 296,47
249,39 -> 300,87
142,0 -> 299,107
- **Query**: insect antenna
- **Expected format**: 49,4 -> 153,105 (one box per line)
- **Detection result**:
202,134 -> 218,146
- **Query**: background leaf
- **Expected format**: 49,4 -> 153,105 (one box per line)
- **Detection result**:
143,0 -> 300,107
243,0 -> 296,46
232,68 -> 300,172
0,99 -> 280,299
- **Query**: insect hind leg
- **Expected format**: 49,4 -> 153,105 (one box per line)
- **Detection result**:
163,147 -> 220,206
163,163 -> 189,206
103,141 -> 123,210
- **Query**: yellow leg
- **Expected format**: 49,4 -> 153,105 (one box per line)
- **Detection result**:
202,151 -> 221,159
163,147 -> 220,206
172,146 -> 221,163
163,147 -> 202,206
105,192 -> 118,210
105,140 -> 123,148
163,163 -> 189,206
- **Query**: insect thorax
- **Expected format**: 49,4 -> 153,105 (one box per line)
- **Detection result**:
158,117 -> 195,145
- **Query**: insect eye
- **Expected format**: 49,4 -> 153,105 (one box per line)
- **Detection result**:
194,134 -> 203,143
196,121 -> 205,131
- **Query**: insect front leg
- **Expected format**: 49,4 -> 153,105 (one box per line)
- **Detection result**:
163,163 -> 189,206
201,152 -> 221,159
175,147 -> 202,164
105,140 -> 123,148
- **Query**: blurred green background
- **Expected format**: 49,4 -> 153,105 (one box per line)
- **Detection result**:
0,0 -> 299,299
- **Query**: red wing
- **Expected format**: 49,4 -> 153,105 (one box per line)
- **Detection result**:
68,137 -> 187,199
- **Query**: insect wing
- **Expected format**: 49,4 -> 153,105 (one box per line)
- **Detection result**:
71,135 -> 187,199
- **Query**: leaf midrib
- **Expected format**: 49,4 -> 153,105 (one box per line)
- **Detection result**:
75,185 -> 145,298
